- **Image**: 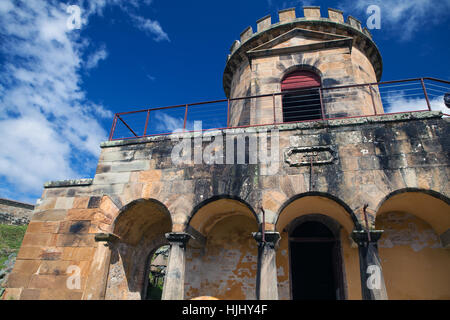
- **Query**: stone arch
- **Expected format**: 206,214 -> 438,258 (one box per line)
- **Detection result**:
275,192 -> 361,233
105,198 -> 173,300
274,192 -> 361,300
375,188 -> 450,235
112,198 -> 172,241
375,188 -> 450,299
187,194 -> 259,232
279,64 -> 324,87
286,213 -> 341,238
184,195 -> 259,300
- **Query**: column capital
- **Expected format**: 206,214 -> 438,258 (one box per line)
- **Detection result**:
165,232 -> 192,246
94,232 -> 120,247
252,231 -> 281,248
351,230 -> 384,246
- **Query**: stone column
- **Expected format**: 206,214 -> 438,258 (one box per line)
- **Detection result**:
351,230 -> 388,300
161,232 -> 191,300
253,231 -> 280,300
82,233 -> 119,300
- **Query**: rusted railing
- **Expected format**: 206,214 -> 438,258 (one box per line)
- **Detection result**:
109,77 -> 450,141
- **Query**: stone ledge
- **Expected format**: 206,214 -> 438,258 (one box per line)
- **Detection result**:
44,179 -> 93,189
102,111 -> 443,148
0,198 -> 34,210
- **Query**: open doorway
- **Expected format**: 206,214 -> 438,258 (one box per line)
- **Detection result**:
144,245 -> 169,300
289,218 -> 345,300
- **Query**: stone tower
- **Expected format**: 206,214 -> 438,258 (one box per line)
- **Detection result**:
2,6 -> 449,301
225,7 -> 383,126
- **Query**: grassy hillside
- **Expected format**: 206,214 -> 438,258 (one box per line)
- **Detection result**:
0,224 -> 27,297
0,224 -> 27,267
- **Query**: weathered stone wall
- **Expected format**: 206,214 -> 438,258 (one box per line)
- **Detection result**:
3,111 -> 449,300
0,199 -> 35,225
377,211 -> 450,299
185,215 -> 258,299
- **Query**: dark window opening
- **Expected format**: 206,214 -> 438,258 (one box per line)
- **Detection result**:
289,221 -> 343,300
281,70 -> 322,122
282,89 -> 322,122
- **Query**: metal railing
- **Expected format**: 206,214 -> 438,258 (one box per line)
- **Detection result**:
109,77 -> 450,141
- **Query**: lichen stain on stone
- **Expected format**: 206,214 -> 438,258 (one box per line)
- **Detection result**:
378,212 -> 442,252
184,215 -> 257,299
69,221 -> 85,233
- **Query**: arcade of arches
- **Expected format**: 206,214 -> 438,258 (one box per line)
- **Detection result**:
101,190 -> 450,300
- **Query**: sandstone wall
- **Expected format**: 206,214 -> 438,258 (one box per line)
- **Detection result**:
2,112 -> 449,300
225,6 -> 383,126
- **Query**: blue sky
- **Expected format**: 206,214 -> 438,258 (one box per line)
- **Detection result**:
0,0 -> 449,204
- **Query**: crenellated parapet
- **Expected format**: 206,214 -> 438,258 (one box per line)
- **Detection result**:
224,6 -> 382,98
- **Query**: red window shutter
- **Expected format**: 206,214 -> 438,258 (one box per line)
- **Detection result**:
281,70 -> 321,91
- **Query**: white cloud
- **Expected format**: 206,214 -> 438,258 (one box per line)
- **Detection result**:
385,95 -> 448,115
154,113 -> 186,133
342,0 -> 450,40
85,46 -> 108,69
0,0 -> 168,202
131,14 -> 170,42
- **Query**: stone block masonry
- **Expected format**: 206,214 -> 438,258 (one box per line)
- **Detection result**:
2,110 -> 449,300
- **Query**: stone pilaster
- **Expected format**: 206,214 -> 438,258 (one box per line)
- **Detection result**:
253,231 -> 280,300
83,233 -> 120,300
351,230 -> 388,300
161,232 -> 191,300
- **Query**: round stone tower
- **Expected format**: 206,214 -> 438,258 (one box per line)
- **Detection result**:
223,6 -> 383,126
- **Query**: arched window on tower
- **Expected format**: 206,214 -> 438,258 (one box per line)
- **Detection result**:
281,70 -> 322,122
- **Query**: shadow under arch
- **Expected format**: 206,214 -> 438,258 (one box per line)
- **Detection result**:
374,188 -> 450,300
274,192 -> 361,300
113,198 -> 173,245
187,194 -> 259,234
275,192 -> 361,233
375,188 -> 450,235
105,198 -> 173,300
184,194 -> 259,300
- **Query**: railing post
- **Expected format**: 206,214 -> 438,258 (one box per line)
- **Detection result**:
183,104 -> 188,131
319,88 -> 325,120
369,85 -> 377,115
272,93 -> 276,124
108,114 -> 118,141
420,78 -> 432,111
143,110 -> 150,136
227,99 -> 230,127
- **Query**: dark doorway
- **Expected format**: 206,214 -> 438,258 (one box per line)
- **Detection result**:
289,220 -> 344,300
